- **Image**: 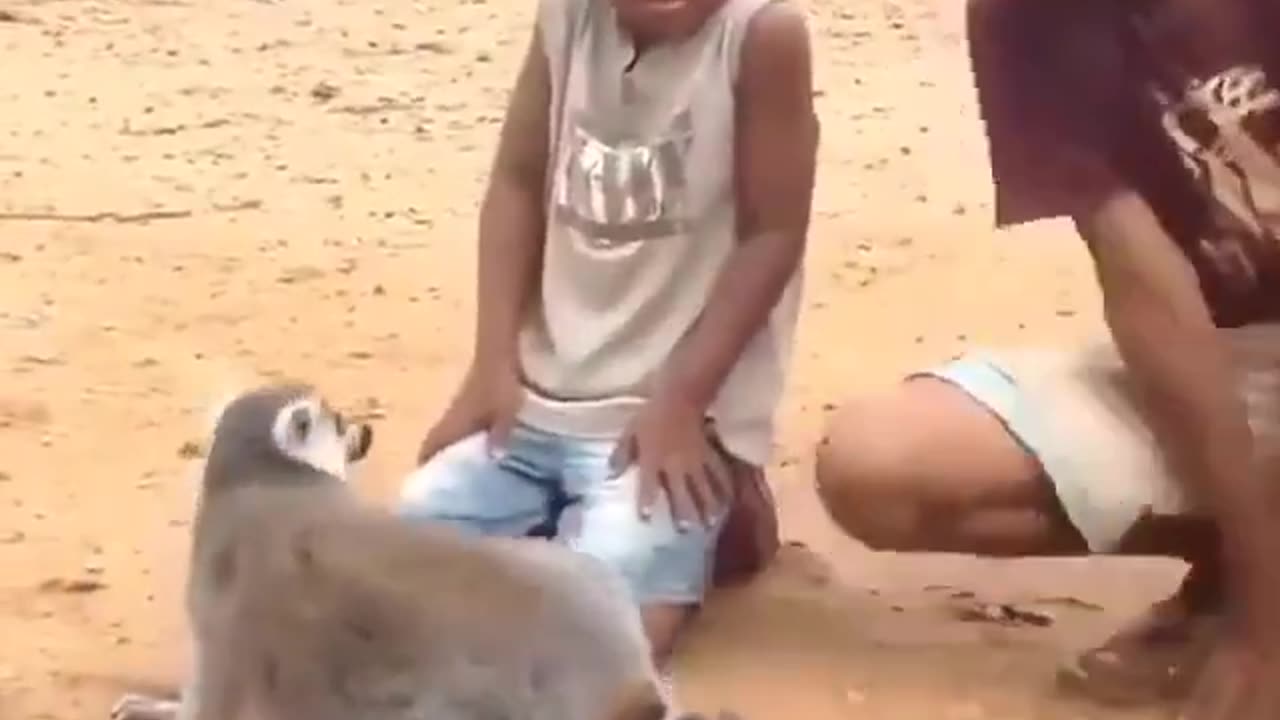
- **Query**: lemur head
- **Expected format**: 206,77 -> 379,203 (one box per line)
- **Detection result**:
201,383 -> 373,494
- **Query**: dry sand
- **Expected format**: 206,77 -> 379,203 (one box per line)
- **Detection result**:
0,0 -> 1187,718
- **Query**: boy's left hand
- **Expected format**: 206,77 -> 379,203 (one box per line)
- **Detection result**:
610,393 -> 733,531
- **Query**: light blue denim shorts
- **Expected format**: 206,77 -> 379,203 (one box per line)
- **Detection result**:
919,329 -> 1280,553
917,349 -> 1188,552
398,423 -> 725,605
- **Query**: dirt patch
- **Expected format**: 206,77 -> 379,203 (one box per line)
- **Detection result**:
0,0 -> 1180,718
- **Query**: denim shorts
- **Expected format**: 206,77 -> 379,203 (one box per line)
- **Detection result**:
397,423 -> 727,605
917,334 -> 1280,552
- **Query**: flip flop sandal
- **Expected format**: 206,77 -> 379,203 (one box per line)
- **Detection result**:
1055,612 -> 1221,707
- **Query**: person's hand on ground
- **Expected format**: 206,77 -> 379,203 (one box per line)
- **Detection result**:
416,361 -> 523,464
611,391 -> 732,531
1182,630 -> 1280,720
1182,549 -> 1280,720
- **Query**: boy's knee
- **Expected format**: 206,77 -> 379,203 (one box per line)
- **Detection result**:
814,397 -> 932,551
571,499 -> 716,606
400,454 -> 460,509
396,434 -> 498,520
597,540 -> 711,605
398,468 -> 453,519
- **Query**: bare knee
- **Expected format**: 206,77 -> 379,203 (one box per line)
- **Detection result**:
814,395 -> 931,551
815,377 -> 1063,555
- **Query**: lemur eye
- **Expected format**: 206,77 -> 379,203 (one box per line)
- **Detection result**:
289,406 -> 312,439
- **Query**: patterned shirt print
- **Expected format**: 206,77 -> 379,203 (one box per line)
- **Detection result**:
551,111 -> 694,254
1155,63 -> 1280,300
966,0 -> 1280,326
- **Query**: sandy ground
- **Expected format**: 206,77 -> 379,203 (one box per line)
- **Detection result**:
0,0 -> 1193,718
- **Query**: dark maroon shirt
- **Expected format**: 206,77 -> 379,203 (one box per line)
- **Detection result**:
968,0 -> 1280,327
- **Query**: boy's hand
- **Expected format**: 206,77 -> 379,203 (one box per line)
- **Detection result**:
610,392 -> 733,531
416,362 -> 523,465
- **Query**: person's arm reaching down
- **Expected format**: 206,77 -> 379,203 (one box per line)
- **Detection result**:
417,30 -> 551,463
472,30 -> 552,379
1078,190 -> 1274,620
613,5 -> 819,526
659,4 -> 818,411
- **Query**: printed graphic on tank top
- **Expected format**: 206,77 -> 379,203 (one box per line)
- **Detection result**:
551,109 -> 695,252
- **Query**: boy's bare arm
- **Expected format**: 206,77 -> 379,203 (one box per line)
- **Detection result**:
660,3 -> 818,409
1078,190 -> 1279,632
472,29 -> 552,373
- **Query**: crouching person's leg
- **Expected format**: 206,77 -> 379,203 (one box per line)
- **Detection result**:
814,357 -> 1085,557
815,349 -> 1224,707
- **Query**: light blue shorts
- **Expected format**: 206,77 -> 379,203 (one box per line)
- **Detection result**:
918,349 -> 1194,552
917,353 -> 1108,544
398,423 -> 725,606
916,354 -> 1044,463
920,331 -> 1280,552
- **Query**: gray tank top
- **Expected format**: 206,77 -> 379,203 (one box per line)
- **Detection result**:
518,0 -> 802,466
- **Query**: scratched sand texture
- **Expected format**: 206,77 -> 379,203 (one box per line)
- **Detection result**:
0,1 -> 1186,718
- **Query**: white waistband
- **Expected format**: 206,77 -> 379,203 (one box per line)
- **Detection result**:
517,387 -> 645,439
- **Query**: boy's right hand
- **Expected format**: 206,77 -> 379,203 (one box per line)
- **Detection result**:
416,362 -> 523,465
